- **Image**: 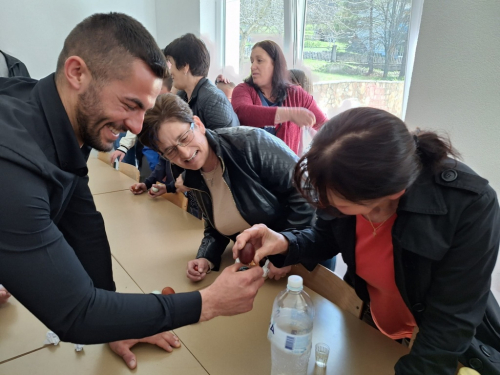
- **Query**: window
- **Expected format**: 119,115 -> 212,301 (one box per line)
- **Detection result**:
302,0 -> 413,118
224,0 -> 419,119
225,0 -> 285,80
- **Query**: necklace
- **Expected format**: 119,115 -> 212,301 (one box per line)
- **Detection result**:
366,214 -> 393,236
200,162 -> 219,187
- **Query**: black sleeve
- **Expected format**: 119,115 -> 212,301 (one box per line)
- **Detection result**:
144,157 -> 168,189
198,93 -> 239,129
56,174 -> 115,291
281,210 -> 341,270
0,158 -> 201,344
395,190 -> 500,374
196,213 -> 231,270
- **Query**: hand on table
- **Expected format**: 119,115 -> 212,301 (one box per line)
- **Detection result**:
199,263 -> 265,321
232,224 -> 290,265
109,331 -> 180,369
267,263 -> 292,281
148,183 -> 167,198
130,183 -> 147,195
0,286 -> 11,304
186,258 -> 210,282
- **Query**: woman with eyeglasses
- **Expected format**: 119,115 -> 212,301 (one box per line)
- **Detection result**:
232,107 -> 500,374
130,33 -> 239,218
138,94 -> 315,281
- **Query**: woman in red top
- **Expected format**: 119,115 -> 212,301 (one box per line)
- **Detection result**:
231,40 -> 327,155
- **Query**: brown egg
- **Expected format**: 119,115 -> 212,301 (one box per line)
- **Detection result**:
239,243 -> 255,265
161,287 -> 175,295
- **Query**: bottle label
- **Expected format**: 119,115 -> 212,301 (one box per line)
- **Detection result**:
268,316 -> 312,355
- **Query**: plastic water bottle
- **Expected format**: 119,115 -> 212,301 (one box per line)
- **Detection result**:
268,275 -> 315,375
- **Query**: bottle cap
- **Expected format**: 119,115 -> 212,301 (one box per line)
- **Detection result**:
287,275 -> 303,291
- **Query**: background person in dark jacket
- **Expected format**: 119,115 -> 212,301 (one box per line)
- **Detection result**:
233,107 -> 500,375
164,33 -> 239,130
0,50 -> 30,78
139,94 -> 315,281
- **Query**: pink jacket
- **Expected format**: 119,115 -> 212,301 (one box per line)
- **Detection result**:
231,83 -> 327,155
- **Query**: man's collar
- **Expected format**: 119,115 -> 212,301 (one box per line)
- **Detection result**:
34,74 -> 88,176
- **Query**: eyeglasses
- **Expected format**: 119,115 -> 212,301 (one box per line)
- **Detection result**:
160,122 -> 195,160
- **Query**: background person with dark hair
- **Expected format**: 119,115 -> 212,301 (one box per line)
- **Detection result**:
164,33 -> 239,130
139,94 -> 314,281
234,107 -> 500,374
231,40 -> 327,155
0,12 -> 264,370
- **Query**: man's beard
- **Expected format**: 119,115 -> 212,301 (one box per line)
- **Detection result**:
75,83 -> 118,152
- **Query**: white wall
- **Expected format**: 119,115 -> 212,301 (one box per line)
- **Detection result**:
0,0 -> 157,79
155,0 -> 224,81
405,0 -> 500,298
405,0 -> 500,193
155,0 -> 200,49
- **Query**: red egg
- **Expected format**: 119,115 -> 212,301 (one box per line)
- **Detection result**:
239,243 -> 255,265
161,287 -> 175,295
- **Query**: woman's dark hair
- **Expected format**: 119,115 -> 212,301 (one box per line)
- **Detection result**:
163,33 -> 210,77
294,107 -> 460,207
138,94 -> 194,152
244,40 -> 290,103
289,69 -> 312,94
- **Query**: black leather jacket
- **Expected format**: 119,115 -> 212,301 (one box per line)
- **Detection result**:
177,77 -> 239,129
281,160 -> 500,374
171,126 -> 315,269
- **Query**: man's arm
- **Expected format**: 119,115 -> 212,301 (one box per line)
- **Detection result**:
0,157 -> 201,344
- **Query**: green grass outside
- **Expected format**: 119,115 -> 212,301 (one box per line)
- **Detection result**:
303,59 -> 405,82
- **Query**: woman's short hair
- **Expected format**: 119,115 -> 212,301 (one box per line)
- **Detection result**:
294,107 -> 458,207
163,33 -> 210,77
244,40 -> 290,103
138,94 -> 194,152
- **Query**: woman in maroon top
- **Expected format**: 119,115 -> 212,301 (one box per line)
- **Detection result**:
231,40 -> 327,155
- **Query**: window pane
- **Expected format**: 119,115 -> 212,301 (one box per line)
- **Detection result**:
239,0 -> 284,76
302,0 -> 412,118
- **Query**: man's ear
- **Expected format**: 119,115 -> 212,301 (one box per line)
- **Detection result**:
63,56 -> 92,91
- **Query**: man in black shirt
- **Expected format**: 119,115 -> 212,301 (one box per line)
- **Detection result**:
0,12 -> 264,369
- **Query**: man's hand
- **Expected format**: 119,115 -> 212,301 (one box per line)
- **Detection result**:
130,183 -> 147,195
186,258 -> 211,282
0,286 -> 11,305
232,224 -> 290,265
175,175 -> 189,193
109,331 -> 181,369
110,150 -> 126,164
199,263 -> 265,322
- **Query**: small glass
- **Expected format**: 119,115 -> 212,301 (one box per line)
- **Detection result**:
315,343 -> 330,368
